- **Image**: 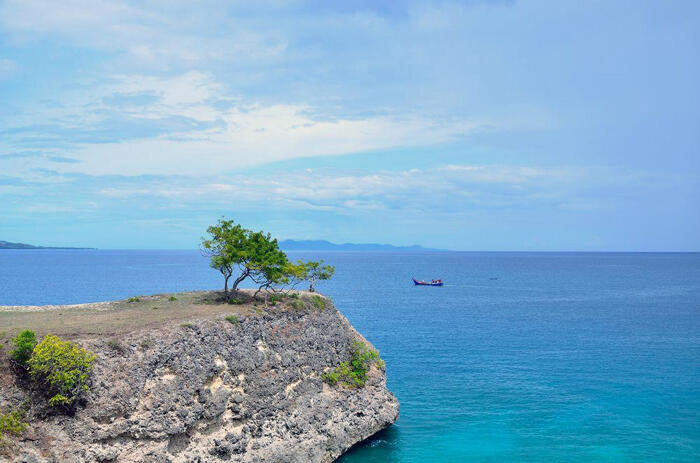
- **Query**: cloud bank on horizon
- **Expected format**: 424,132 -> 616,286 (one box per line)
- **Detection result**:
1,0 -> 698,250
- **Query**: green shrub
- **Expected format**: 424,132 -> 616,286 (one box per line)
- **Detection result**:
289,293 -> 299,299
28,335 -> 96,409
168,296 -> 177,301
291,299 -> 306,311
228,298 -> 243,305
127,297 -> 141,303
322,341 -> 383,388
310,295 -> 326,311
225,315 -> 240,325
10,330 -> 37,369
106,339 -> 125,353
0,406 -> 27,443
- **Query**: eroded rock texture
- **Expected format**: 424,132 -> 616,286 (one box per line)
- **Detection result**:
4,300 -> 399,462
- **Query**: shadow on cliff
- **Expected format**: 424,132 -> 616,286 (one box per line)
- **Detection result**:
336,426 -> 401,461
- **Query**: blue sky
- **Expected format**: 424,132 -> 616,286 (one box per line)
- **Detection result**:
1,0 -> 698,251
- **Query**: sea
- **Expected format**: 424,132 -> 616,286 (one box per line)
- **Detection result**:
1,250 -> 698,462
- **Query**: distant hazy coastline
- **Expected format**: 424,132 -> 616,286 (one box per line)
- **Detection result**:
279,239 -> 443,252
0,240 -> 95,250
1,239 -> 441,252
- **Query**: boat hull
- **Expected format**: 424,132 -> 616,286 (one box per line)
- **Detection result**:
412,278 -> 444,286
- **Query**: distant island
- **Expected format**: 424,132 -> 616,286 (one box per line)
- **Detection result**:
1,239 -> 440,252
279,239 -> 443,252
0,240 -> 94,250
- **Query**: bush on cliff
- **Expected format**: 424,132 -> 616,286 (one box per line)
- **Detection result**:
322,341 -> 384,388
0,406 -> 28,451
28,335 -> 96,409
9,330 -> 37,369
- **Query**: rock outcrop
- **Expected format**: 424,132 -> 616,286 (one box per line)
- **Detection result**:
1,295 -> 399,462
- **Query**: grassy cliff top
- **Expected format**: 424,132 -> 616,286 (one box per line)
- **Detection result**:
0,290 -> 327,339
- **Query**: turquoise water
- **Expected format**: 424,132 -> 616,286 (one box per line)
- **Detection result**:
1,251 -> 699,461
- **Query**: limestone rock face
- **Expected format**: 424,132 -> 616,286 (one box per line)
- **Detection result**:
6,301 -> 399,462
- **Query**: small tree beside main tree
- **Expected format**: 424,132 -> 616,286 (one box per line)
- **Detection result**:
201,218 -> 335,300
298,259 -> 335,292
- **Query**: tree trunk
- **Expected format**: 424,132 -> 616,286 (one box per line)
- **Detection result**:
231,269 -> 249,292
224,274 -> 230,301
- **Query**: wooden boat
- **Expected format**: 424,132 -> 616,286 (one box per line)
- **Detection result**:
412,278 -> 444,286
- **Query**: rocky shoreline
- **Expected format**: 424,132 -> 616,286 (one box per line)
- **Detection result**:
0,292 -> 399,462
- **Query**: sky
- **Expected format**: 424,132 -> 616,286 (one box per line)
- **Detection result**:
1,0 -> 699,251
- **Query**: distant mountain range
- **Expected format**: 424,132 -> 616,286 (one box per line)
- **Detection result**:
0,240 -> 94,250
279,239 -> 443,252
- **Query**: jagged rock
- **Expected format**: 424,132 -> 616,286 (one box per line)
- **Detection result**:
1,297 -> 399,462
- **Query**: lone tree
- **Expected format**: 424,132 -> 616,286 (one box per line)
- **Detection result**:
299,259 -> 335,292
201,219 -> 289,301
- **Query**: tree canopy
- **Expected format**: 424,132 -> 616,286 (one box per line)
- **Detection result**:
201,218 -> 333,300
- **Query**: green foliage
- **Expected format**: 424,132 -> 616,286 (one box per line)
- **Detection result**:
140,339 -> 154,349
225,315 -> 240,325
181,322 -> 194,329
322,341 -> 383,388
0,406 -> 27,442
310,295 -> 326,311
228,298 -> 243,305
106,339 -> 125,353
28,335 -> 96,409
127,297 -> 140,303
290,299 -> 306,311
10,330 -> 37,369
168,296 -> 177,301
289,293 -> 299,299
297,259 -> 335,292
201,218 -> 291,299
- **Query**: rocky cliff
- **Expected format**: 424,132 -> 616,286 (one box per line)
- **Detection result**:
0,292 -> 399,462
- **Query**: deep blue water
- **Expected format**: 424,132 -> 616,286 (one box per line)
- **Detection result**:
1,250 -> 699,461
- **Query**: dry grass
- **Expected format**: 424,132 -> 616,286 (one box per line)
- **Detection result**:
0,290 -> 266,338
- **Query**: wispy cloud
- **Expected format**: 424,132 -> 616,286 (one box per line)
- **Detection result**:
1,70 -> 488,176
91,164 -> 654,213
0,0 -> 698,250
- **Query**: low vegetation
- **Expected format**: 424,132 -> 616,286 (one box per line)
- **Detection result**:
106,339 -> 125,353
127,297 -> 141,303
310,295 -> 326,311
290,299 -> 306,311
10,330 -> 37,369
322,341 -> 384,388
225,315 -> 240,325
28,335 -> 96,409
3,329 -> 97,412
0,406 -> 28,450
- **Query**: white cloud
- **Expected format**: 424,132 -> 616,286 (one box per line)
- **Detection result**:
0,0 -> 284,67
1,69 -> 485,176
93,164 -> 613,213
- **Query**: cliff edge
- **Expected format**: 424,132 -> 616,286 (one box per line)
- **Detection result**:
0,291 -> 399,462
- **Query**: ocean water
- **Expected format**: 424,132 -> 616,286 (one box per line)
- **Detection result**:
1,250 -> 699,461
